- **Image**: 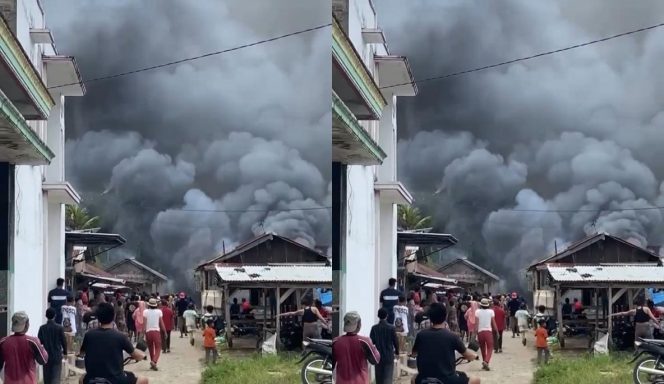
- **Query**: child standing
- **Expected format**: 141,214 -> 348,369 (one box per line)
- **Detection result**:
203,320 -> 218,364
535,320 -> 550,365
515,304 -> 530,346
183,304 -> 198,346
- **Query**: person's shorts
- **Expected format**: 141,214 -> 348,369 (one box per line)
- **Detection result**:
82,371 -> 138,384
177,316 -> 185,329
187,325 -> 195,333
519,325 -> 528,333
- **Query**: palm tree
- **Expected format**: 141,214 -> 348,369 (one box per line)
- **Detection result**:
397,205 -> 432,231
65,205 -> 100,231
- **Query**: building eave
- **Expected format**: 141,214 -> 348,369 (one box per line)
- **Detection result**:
0,13 -> 54,119
374,181 -> 413,205
332,16 -> 386,120
374,55 -> 418,97
332,91 -> 386,165
42,181 -> 81,205
0,88 -> 54,164
43,55 -> 86,97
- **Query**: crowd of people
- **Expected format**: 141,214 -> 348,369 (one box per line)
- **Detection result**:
0,276 -> 224,384
332,277 -> 553,384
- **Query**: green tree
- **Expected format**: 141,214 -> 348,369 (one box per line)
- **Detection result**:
65,205 -> 100,231
397,205 -> 432,231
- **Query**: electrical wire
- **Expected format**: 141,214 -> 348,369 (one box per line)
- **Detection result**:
379,21 -> 664,90
47,23 -> 331,90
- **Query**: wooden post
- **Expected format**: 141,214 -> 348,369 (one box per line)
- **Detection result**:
594,289 -> 599,341
555,284 -> 563,347
263,288 -> 267,339
275,286 -> 281,351
223,284 -> 231,347
607,286 -> 613,351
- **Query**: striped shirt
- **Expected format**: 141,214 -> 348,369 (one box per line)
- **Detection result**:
0,333 -> 48,384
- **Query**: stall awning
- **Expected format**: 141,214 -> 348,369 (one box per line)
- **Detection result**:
215,264 -> 332,284
547,264 -> 664,284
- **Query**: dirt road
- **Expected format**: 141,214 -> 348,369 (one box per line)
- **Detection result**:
457,332 -> 537,384
125,331 -> 206,383
399,331 -> 537,384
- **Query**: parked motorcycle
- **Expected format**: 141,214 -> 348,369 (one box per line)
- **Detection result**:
612,319 -> 636,351
298,338 -> 332,384
280,318 -> 304,351
418,341 -> 480,384
630,338 -> 664,383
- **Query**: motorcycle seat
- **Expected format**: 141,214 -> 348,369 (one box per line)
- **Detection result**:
307,338 -> 332,345
640,338 -> 664,345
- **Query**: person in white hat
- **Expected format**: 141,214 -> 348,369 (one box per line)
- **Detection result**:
0,311 -> 48,384
475,298 -> 497,371
143,298 -> 165,371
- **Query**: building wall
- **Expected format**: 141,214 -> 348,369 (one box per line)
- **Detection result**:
339,0 -> 402,336
7,0 -> 67,336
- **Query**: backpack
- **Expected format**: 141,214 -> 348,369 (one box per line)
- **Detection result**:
63,316 -> 73,333
394,317 -> 405,333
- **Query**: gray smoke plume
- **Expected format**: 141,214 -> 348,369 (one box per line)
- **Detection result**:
377,0 -> 664,287
44,0 -> 331,288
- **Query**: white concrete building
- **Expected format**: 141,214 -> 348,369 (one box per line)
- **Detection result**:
332,0 -> 416,336
0,0 -> 83,337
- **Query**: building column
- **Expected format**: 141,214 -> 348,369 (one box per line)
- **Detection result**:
0,163 -> 14,337
331,162 -> 346,337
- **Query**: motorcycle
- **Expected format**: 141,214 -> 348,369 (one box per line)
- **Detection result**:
612,319 -> 635,351
298,338 -> 332,384
630,338 -> 664,383
417,341 -> 480,384
81,341 -> 148,384
280,318 -> 304,351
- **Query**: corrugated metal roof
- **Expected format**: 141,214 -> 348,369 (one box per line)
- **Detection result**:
547,264 -> 664,283
215,264 -> 331,284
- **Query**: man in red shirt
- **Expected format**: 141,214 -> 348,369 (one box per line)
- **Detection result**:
332,311 -> 380,384
492,299 -> 507,353
0,311 -> 49,384
160,300 -> 174,353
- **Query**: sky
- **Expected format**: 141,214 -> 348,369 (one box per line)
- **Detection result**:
376,0 -> 664,286
43,0 -> 331,288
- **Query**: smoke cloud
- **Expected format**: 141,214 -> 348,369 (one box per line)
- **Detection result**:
44,0 -> 330,288
377,0 -> 664,287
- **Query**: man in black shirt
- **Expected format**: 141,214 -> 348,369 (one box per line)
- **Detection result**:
507,293 -> 521,338
175,293 -> 189,338
562,298 -> 572,319
47,278 -> 70,325
412,303 -> 480,384
79,302 -> 148,384
38,308 -> 67,384
370,308 -> 399,384
229,298 -> 240,319
379,278 -> 402,324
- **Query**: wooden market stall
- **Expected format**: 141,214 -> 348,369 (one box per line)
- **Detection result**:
195,233 -> 332,350
528,232 -> 664,349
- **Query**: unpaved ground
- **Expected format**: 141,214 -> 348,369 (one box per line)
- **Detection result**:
125,331 -> 206,383
66,331 -> 206,384
398,331 -> 537,384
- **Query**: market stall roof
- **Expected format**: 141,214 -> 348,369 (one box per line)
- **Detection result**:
214,263 -> 331,285
65,231 -> 126,247
91,282 -> 129,291
547,264 -> 664,284
397,231 -> 458,248
406,261 -> 457,284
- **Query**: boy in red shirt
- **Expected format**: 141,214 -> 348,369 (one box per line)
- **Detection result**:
160,300 -> 174,353
492,299 -> 506,353
535,320 -> 550,365
203,320 -> 218,365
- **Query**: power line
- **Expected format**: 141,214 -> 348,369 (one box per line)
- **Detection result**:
47,23 -> 331,90
379,21 -> 664,90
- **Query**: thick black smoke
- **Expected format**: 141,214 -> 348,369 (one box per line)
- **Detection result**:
43,0 -> 331,288
377,0 -> 664,287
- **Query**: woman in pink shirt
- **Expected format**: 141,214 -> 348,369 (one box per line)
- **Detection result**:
465,299 -> 479,343
133,299 -> 146,343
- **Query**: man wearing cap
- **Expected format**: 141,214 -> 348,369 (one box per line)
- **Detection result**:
332,311 -> 380,384
0,311 -> 49,384
143,298 -> 165,370
176,293 -> 189,338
